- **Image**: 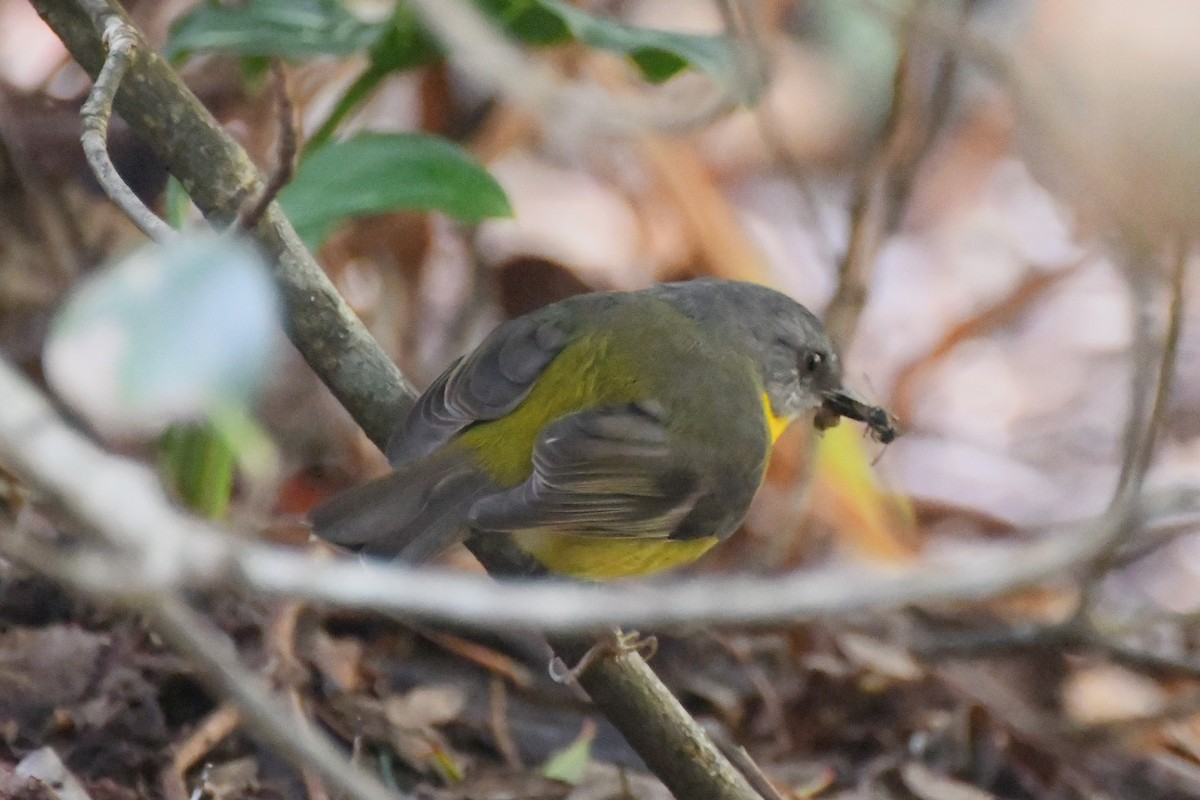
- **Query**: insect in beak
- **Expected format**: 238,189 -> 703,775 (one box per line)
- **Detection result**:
816,388 -> 898,444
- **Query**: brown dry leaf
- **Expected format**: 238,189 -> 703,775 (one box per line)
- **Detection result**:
900,762 -> 996,800
14,748 -> 92,800
195,757 -> 260,800
0,626 -> 108,720
419,630 -> 534,689
385,684 -> 468,730
564,762 -> 672,800
835,632 -> 923,683
321,693 -> 391,743
1164,717 -> 1200,764
1062,664 -> 1169,726
306,630 -> 365,694
384,684 -> 468,778
477,152 -> 648,290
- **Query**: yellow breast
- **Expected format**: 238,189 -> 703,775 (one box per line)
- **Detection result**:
762,391 -> 793,443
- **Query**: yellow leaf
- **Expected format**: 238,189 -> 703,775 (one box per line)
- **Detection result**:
813,424 -> 915,561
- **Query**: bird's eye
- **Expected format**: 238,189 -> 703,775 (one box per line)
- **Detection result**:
802,350 -> 825,373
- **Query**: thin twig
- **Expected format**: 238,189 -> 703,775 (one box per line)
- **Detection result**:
1077,239 -> 1188,613
488,677 -> 523,770
709,726 -> 788,800
823,0 -> 962,346
147,596 -> 409,800
79,15 -> 174,241
270,601 -> 334,800
236,58 -> 298,231
167,702 -> 243,788
20,4 -> 1197,797
915,612 -> 1200,685
714,0 -> 768,101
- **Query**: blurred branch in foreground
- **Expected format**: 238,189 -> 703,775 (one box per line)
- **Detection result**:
0,341 -> 1190,633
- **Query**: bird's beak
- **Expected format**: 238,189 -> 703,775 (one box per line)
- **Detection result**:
816,388 -> 898,444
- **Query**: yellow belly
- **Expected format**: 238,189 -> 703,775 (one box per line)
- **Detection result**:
511,532 -> 718,580
505,393 -> 791,579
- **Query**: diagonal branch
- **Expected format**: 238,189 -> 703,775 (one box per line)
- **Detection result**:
34,0 -> 418,448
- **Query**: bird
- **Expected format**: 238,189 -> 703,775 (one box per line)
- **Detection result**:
311,278 -> 894,580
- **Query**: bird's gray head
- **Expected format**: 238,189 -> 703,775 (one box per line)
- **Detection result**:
650,279 -> 846,421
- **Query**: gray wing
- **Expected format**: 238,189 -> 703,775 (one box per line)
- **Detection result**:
467,401 -> 704,539
387,309 -> 573,464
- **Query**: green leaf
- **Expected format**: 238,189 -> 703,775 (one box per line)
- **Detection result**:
166,0 -> 386,61
158,403 -> 279,519
160,422 -> 237,519
367,4 -> 442,73
536,0 -> 739,84
164,175 -> 193,230
280,133 -> 512,249
482,0 -> 570,45
541,719 -> 595,785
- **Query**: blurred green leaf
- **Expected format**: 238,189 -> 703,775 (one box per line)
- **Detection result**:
483,0 -> 570,45
44,235 -> 280,438
367,4 -> 441,72
536,0 -> 738,84
164,176 -> 193,230
165,0 -> 385,61
541,719 -> 595,785
280,132 -> 512,249
160,422 -> 236,519
168,0 -> 740,84
807,0 -> 899,128
160,405 -> 279,519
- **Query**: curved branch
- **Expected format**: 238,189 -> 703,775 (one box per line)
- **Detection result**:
79,14 -> 174,241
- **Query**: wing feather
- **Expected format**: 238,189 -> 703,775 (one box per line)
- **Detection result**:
467,402 -> 703,539
387,310 -> 573,464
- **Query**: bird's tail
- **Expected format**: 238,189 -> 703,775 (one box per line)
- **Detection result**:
310,448 -> 495,563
